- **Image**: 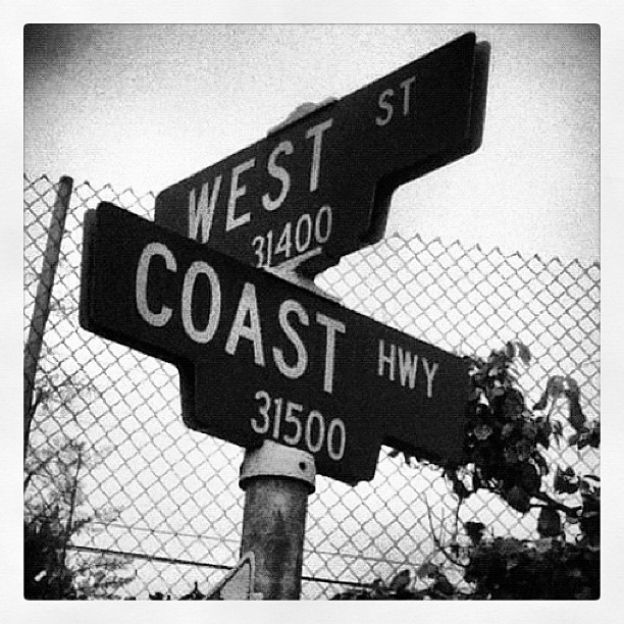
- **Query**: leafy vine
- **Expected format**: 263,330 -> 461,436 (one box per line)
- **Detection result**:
333,342 -> 600,600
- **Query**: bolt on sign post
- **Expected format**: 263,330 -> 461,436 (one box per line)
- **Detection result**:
79,33 -> 488,598
154,33 -> 489,277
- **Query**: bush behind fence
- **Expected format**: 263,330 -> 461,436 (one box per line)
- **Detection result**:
23,174 -> 600,599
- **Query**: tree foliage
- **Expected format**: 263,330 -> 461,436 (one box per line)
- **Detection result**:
333,342 -> 600,600
24,421 -> 134,599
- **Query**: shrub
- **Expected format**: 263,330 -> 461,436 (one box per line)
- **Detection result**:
333,342 -> 599,600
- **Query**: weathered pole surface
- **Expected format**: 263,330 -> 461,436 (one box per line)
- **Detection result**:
239,440 -> 316,599
24,175 -> 73,457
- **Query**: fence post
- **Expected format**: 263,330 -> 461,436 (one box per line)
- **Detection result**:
23,175 -> 73,457
238,440 -> 315,599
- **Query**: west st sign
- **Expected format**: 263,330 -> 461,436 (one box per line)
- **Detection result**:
80,33 -> 488,484
81,204 -> 470,484
154,33 -> 488,276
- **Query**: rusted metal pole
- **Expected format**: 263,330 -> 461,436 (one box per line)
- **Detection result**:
24,175 -> 73,457
239,441 -> 315,600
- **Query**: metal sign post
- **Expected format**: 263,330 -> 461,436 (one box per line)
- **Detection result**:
238,441 -> 315,599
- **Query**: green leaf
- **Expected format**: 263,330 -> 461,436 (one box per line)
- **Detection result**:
554,466 -> 579,495
518,342 -> 531,365
552,420 -> 563,438
536,420 -> 551,449
519,462 -> 540,494
533,390 -> 549,411
504,447 -> 519,464
505,485 -> 531,513
588,421 -> 600,448
547,376 -> 565,398
505,341 -> 516,358
488,365 -> 501,377
465,521 -> 486,545
567,396 -> 586,432
516,439 -> 533,462
537,507 -> 562,537
533,452 -> 550,476
416,562 -> 439,579
522,421 -> 538,440
432,573 -> 455,596
565,376 -> 580,394
389,569 -> 411,592
452,478 -> 470,500
497,537 -> 525,556
472,473 -> 482,492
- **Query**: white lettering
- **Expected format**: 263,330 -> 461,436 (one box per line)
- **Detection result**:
305,118 -> 333,192
398,347 -> 419,389
375,88 -> 394,126
225,282 -> 265,366
226,158 -> 255,232
377,339 -> 395,381
316,312 -> 346,394
422,357 -> 439,398
327,418 -> 346,460
181,261 -> 221,343
400,76 -> 416,116
188,178 -> 221,243
305,409 -> 324,453
135,242 -> 176,327
272,299 -> 309,379
262,141 -> 293,211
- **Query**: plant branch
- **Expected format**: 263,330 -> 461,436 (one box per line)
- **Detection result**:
546,394 -> 559,423
533,491 -> 581,516
424,497 -> 467,569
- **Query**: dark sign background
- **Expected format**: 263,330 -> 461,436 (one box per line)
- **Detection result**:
81,204 -> 470,484
154,32 -> 488,276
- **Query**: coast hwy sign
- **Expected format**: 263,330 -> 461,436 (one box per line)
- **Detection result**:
154,32 -> 488,276
81,204 -> 471,484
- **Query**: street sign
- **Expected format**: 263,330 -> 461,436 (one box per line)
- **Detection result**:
154,32 -> 488,276
81,204 -> 471,484
206,552 -> 261,600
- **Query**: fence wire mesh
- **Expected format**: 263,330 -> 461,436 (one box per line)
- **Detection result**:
23,174 -> 600,600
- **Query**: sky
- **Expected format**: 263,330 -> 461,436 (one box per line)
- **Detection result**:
22,23 -> 600,264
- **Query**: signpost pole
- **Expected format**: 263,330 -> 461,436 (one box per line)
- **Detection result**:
238,441 -> 316,600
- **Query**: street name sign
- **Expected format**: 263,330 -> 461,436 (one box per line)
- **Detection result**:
206,552 -> 261,600
154,32 -> 488,276
80,204 -> 471,484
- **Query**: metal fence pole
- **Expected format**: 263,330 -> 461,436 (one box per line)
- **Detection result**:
23,175 -> 73,457
238,441 -> 316,599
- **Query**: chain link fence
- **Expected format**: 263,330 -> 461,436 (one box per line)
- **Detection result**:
23,174 -> 600,600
